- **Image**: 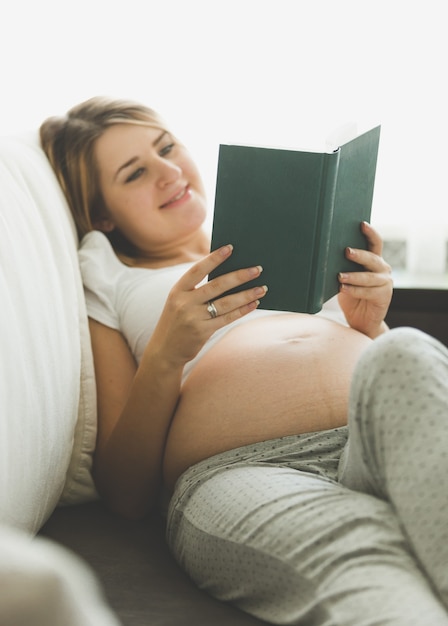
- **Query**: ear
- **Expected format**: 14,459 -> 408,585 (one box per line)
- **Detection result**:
93,218 -> 116,233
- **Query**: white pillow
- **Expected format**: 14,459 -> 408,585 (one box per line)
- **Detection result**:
0,133 -> 97,533
0,524 -> 120,626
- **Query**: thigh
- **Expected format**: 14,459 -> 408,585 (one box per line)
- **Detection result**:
168,463 -> 448,626
339,327 -> 448,606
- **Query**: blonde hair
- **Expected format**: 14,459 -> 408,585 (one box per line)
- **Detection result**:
40,96 -> 167,254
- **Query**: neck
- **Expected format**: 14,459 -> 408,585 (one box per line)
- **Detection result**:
118,229 -> 211,269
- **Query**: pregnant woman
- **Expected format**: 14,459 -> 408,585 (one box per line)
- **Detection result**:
40,96 -> 448,625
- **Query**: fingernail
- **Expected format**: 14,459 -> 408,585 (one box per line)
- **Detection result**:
248,265 -> 263,277
220,244 -> 233,256
254,285 -> 268,296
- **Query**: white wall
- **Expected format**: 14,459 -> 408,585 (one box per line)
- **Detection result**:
2,0 -> 447,275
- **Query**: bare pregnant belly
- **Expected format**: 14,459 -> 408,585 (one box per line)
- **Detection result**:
163,313 -> 371,489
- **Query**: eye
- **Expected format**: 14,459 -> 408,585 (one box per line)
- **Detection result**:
125,167 -> 145,183
159,142 -> 175,157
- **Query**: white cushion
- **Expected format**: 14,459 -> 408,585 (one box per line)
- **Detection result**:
0,524 -> 119,626
0,133 -> 97,533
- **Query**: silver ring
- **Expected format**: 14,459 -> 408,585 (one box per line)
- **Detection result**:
207,301 -> 218,319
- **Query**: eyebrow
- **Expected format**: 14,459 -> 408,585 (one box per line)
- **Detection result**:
113,130 -> 169,181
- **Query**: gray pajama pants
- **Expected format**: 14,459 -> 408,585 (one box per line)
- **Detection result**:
166,327 -> 448,625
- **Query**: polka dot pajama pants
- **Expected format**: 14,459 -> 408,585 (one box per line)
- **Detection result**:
167,328 -> 448,625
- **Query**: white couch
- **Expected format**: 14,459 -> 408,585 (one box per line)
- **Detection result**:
0,132 -> 119,625
0,132 -> 267,626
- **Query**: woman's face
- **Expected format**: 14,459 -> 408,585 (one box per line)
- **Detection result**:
94,123 -> 208,259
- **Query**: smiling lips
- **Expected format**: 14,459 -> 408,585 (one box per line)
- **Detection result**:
160,185 -> 191,209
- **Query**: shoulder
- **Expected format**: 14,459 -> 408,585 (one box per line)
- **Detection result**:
78,231 -> 125,285
79,230 -> 120,266
78,231 -> 124,330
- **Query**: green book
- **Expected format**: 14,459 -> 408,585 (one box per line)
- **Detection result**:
209,125 -> 381,313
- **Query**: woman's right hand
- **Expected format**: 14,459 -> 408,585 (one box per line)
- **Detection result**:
151,244 -> 268,368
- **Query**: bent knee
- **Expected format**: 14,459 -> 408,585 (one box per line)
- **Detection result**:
356,327 -> 445,378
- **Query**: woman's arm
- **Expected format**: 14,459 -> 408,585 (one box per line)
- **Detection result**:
91,245 -> 267,519
90,319 -> 184,520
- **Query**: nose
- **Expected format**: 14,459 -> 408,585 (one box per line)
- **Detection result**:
156,157 -> 181,188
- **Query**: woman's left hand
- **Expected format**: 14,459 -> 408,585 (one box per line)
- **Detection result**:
337,222 -> 393,338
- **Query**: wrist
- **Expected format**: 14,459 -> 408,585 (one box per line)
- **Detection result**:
361,319 -> 389,340
373,320 -> 390,338
142,334 -> 190,375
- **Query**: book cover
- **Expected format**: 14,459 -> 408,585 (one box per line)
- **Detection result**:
209,125 -> 381,313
